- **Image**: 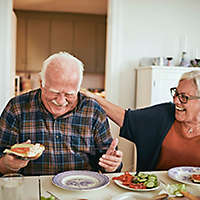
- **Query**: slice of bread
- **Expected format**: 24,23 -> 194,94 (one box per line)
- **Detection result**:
3,143 -> 45,160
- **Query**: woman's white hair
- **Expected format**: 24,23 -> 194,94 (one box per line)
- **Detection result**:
40,52 -> 84,89
180,70 -> 200,96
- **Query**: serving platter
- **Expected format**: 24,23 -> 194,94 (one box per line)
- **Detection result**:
52,170 -> 110,191
168,166 -> 200,186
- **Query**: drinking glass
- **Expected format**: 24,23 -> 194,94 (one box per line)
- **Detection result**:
0,173 -> 24,200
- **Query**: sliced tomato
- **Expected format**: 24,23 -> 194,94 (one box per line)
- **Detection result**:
129,183 -> 146,189
192,174 -> 200,180
113,172 -> 150,190
125,171 -> 131,175
122,182 -> 130,186
112,175 -> 124,180
11,147 -> 30,154
112,173 -> 133,183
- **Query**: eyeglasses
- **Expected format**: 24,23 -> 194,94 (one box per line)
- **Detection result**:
170,87 -> 200,104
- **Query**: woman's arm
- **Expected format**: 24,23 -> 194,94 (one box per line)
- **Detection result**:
81,89 -> 125,127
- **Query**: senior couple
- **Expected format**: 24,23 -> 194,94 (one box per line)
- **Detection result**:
0,52 -> 199,176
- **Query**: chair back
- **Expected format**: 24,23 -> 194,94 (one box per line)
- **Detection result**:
119,137 -> 137,172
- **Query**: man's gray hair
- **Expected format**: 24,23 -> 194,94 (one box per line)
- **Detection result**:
40,52 -> 84,88
180,70 -> 200,96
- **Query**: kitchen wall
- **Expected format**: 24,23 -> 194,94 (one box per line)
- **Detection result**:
0,0 -> 16,114
106,0 -> 200,171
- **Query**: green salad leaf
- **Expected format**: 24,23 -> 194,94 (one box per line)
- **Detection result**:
41,196 -> 55,200
165,183 -> 186,196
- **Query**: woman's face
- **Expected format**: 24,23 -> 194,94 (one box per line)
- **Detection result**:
174,79 -> 200,123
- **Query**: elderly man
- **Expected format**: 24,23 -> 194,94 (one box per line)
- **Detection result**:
0,52 -> 122,175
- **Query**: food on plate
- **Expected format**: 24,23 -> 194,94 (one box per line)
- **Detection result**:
112,171 -> 159,190
190,174 -> 200,184
3,143 -> 45,160
164,183 -> 186,197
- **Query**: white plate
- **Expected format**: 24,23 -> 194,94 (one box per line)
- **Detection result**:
111,192 -> 154,200
52,170 -> 110,191
113,173 -> 160,192
168,166 -> 200,186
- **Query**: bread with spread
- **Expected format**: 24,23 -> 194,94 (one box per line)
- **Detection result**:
3,143 -> 45,160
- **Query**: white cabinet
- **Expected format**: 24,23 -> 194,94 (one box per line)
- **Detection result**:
136,66 -> 200,108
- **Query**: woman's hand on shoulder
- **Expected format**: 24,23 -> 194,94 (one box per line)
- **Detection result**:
80,89 -> 96,99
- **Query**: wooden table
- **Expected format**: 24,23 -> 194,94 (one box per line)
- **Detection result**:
40,171 -> 200,200
0,171 -> 199,200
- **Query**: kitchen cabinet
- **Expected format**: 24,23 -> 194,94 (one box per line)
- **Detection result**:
73,22 -> 96,73
96,23 -> 106,73
136,66 -> 200,108
27,18 -> 50,72
16,17 -> 26,71
15,11 -> 106,73
50,20 -> 73,54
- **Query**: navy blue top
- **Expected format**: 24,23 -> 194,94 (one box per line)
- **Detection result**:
120,102 -> 175,171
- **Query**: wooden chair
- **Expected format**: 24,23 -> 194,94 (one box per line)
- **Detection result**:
132,142 -> 137,172
119,137 -> 137,172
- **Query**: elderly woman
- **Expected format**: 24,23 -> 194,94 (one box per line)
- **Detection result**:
82,70 -> 200,171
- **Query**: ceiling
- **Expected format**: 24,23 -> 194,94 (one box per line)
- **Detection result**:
13,0 -> 107,15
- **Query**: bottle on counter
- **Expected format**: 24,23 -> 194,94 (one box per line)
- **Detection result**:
179,51 -> 190,67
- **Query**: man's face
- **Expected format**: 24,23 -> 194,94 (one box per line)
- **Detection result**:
41,63 -> 80,118
174,79 -> 200,123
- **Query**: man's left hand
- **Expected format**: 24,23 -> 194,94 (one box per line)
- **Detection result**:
99,138 -> 123,172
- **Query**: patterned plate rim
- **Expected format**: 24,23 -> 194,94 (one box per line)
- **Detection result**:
168,166 -> 200,186
52,170 -> 110,191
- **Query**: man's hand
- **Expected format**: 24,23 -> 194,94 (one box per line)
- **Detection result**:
99,138 -> 123,172
0,140 -> 31,173
1,154 -> 29,172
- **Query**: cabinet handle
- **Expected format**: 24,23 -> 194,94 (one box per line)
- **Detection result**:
153,80 -> 156,87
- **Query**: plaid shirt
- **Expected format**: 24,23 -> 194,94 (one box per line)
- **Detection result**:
0,89 -> 114,175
